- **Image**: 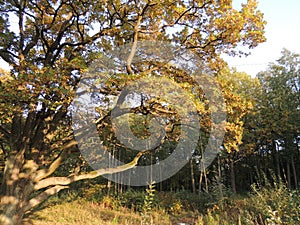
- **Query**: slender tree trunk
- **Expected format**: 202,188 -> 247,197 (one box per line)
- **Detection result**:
281,160 -> 288,186
287,160 -> 291,189
190,159 -> 196,194
198,168 -> 209,193
291,156 -> 298,189
273,141 -> 281,182
198,171 -> 203,195
249,171 -> 253,187
217,155 -> 223,198
159,166 -> 162,192
107,180 -> 111,196
230,159 -> 237,194
204,167 -> 208,193
238,214 -> 242,225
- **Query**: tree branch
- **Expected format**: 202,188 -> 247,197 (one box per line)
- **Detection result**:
34,150 -> 147,191
23,185 -> 69,213
0,125 -> 10,140
0,50 -> 17,66
34,140 -> 78,182
126,12 -> 143,74
23,24 -> 40,56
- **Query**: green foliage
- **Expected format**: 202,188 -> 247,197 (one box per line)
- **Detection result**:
247,181 -> 300,224
141,182 -> 156,225
194,180 -> 300,225
80,183 -> 107,202
119,190 -> 146,212
143,182 -> 156,212
256,49 -> 300,142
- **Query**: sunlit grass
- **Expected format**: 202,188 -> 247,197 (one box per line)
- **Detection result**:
30,199 -> 171,225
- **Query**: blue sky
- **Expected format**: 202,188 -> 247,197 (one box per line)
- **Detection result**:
225,0 -> 300,76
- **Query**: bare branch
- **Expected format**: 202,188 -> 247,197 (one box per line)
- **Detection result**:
23,24 -> 40,55
23,185 -> 69,212
34,150 -> 147,190
0,50 -> 17,66
34,140 -> 78,182
126,2 -> 145,75
0,126 -> 10,140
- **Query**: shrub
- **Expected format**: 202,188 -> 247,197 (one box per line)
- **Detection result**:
247,182 -> 300,224
196,180 -> 300,225
119,190 -> 145,211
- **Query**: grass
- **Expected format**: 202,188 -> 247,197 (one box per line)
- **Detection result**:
31,200 -> 143,225
29,199 -> 171,225
26,181 -> 300,225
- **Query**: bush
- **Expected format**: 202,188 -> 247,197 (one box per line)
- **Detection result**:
196,180 -> 300,225
247,182 -> 300,224
120,190 -> 146,211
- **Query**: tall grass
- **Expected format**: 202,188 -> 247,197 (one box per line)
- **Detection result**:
29,179 -> 300,225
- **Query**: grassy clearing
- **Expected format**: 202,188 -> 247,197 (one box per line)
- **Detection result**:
29,199 -> 171,225
27,181 -> 300,225
31,200 -> 145,225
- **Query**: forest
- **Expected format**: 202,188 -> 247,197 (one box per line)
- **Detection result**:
0,0 -> 299,224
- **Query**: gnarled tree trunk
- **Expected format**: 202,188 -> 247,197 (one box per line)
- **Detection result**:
0,146 -> 145,225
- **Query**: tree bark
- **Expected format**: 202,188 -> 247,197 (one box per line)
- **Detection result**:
204,167 -> 209,193
198,171 -> 203,195
190,159 -> 196,194
0,149 -> 146,225
291,155 -> 298,189
287,160 -> 291,189
0,156 -> 33,225
230,159 -> 237,194
273,141 -> 281,182
217,155 -> 223,198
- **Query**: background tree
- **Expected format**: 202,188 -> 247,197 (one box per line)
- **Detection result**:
218,49 -> 300,192
216,68 -> 259,193
253,49 -> 300,188
0,0 -> 265,224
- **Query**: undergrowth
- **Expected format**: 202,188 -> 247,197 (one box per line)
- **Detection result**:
29,179 -> 300,225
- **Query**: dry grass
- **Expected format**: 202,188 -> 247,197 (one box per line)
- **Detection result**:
28,200 -> 171,225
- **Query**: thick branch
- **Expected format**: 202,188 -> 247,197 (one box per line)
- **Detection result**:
34,140 -> 78,181
126,14 -> 142,74
0,50 -> 17,66
23,24 -> 40,55
0,125 -> 10,140
34,150 -> 147,191
23,185 -> 68,212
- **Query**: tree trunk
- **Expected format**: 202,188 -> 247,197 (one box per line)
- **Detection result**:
198,171 -> 203,195
190,159 -> 196,194
0,191 -> 27,225
204,167 -> 209,193
217,155 -> 223,198
0,147 -> 145,225
287,160 -> 291,189
198,169 -> 209,194
291,156 -> 298,189
273,141 -> 281,182
0,157 -> 32,225
107,180 -> 111,196
230,159 -> 236,194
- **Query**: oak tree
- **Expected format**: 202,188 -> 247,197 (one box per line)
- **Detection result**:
0,0 -> 265,224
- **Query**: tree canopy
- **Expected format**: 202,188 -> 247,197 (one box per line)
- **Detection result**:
0,0 -> 266,224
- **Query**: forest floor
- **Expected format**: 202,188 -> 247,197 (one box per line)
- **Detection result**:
25,185 -> 300,225
28,199 -> 198,225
